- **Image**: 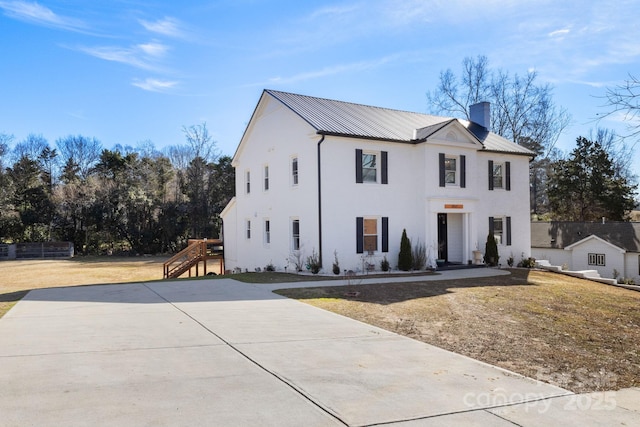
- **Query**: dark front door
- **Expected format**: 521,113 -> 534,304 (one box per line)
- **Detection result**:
437,213 -> 447,261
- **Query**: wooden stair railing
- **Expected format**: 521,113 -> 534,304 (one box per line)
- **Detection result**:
163,241 -> 205,279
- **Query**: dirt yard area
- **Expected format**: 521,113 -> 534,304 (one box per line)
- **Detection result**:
0,257 -> 168,318
276,269 -> 640,393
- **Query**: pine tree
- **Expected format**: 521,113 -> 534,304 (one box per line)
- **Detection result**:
548,136 -> 637,221
398,229 -> 413,271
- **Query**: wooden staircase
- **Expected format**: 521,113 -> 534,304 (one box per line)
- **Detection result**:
163,239 -> 224,279
163,241 -> 206,279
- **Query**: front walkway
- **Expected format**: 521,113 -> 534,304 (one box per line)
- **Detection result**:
0,270 -> 637,426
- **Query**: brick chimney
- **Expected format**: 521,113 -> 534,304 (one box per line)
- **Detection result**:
469,102 -> 490,131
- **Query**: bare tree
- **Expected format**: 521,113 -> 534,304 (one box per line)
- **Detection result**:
427,55 -> 571,215
601,74 -> 640,138
55,135 -> 102,179
182,122 -> 219,163
427,56 -> 570,157
11,134 -> 49,163
588,128 -> 636,183
0,133 -> 13,170
427,56 -> 491,120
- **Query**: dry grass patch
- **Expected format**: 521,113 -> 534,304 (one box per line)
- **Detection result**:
276,269 -> 640,393
0,257 -> 169,318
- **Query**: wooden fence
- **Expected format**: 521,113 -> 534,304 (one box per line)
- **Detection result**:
0,242 -> 74,260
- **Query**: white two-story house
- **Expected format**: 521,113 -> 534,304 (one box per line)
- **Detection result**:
221,90 -> 534,273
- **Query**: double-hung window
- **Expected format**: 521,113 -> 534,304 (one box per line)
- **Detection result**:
445,157 -> 457,184
356,149 -> 388,184
363,219 -> 378,252
246,220 -> 251,239
493,217 -> 503,245
245,170 -> 251,194
588,253 -> 606,266
291,219 -> 300,251
439,153 -> 465,187
356,217 -> 389,254
488,160 -> 510,191
362,153 -> 377,183
489,216 -> 511,246
264,219 -> 271,245
493,163 -> 503,189
264,165 -> 269,191
291,157 -> 298,186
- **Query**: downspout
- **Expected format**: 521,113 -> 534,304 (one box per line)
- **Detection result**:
317,135 -> 325,267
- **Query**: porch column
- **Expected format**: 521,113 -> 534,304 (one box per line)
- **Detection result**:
463,213 -> 470,264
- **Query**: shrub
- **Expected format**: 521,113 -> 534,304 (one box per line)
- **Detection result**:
483,232 -> 499,266
306,248 -> 321,274
517,257 -> 536,268
332,250 -> 340,275
265,261 -> 275,272
398,229 -> 413,271
380,255 -> 390,272
288,249 -> 305,272
412,239 -> 426,270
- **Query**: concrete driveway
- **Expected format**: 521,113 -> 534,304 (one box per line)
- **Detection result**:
1,272 -> 638,426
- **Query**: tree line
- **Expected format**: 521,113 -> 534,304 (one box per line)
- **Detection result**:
2,57 -> 639,255
0,123 -> 234,255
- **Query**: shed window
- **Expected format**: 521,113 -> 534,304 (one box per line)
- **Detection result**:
588,253 -> 606,266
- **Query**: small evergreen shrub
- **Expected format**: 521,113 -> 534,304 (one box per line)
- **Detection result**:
483,232 -> 499,266
398,229 -> 413,271
265,261 -> 275,272
507,254 -> 514,267
380,255 -> 390,272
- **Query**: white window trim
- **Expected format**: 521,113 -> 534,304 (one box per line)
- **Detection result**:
263,164 -> 269,191
291,218 -> 300,251
362,151 -> 378,183
363,217 -> 379,253
492,162 -> 504,189
245,169 -> 251,194
264,219 -> 271,246
246,219 -> 251,240
588,253 -> 606,266
493,217 -> 504,245
444,155 -> 459,187
291,156 -> 299,186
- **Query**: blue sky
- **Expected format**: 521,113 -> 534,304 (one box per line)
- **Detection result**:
1,0 -> 640,172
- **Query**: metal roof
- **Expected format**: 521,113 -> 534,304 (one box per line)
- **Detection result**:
265,89 -> 535,156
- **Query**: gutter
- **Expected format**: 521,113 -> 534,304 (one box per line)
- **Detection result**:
317,135 -> 325,267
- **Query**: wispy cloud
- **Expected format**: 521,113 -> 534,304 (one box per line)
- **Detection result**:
137,42 -> 169,58
0,0 -> 86,32
139,17 -> 184,38
76,42 -> 169,70
261,54 -> 402,86
132,78 -> 178,92
548,28 -> 570,37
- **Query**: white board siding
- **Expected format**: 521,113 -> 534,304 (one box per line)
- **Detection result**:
569,239 -> 624,280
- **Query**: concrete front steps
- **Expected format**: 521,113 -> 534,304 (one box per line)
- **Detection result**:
535,260 -> 640,291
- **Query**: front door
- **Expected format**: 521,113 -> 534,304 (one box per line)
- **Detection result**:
437,213 -> 447,261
